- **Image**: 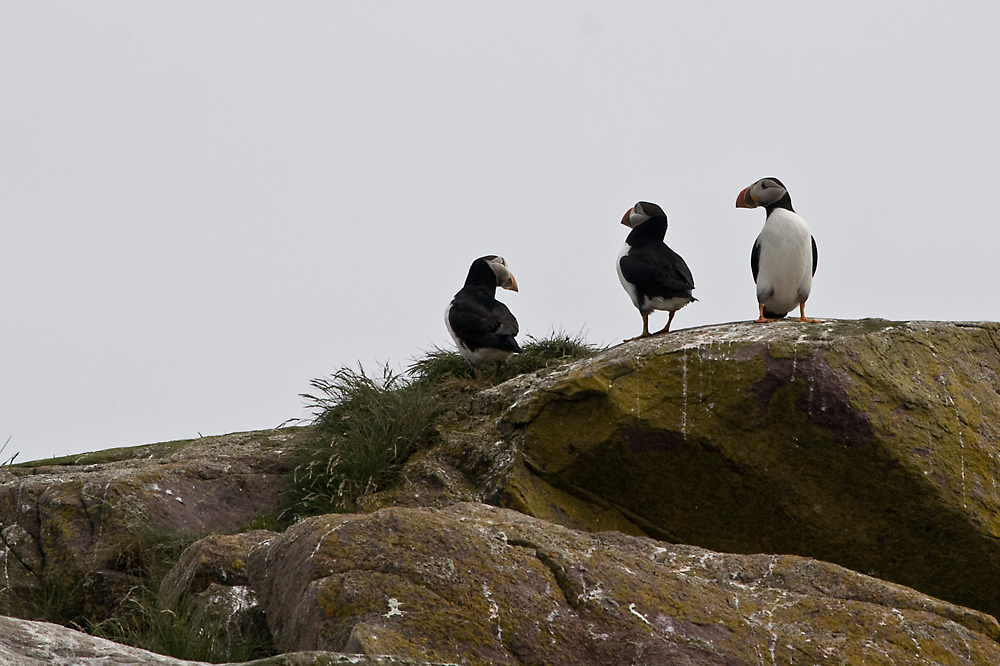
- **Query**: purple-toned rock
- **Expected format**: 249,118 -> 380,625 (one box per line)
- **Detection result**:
232,502 -> 1000,666
0,429 -> 298,619
0,615 -> 457,666
382,320 -> 1000,620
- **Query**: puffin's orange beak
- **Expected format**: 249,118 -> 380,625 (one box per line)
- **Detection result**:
736,186 -> 755,209
621,207 -> 634,227
503,274 -> 518,292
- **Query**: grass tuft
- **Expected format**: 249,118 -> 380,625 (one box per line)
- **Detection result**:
409,329 -> 602,385
89,595 -> 274,664
0,575 -> 87,628
90,523 -> 276,662
406,345 -> 473,384
1,435 -> 18,466
283,331 -> 602,523
282,363 -> 446,520
500,330 -> 603,380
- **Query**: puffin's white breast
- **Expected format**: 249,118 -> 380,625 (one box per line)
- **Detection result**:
444,301 -> 472,363
755,208 -> 813,314
616,242 -> 641,309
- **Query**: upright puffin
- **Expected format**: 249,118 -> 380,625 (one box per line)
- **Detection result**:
445,255 -> 521,381
617,201 -> 696,341
736,177 -> 818,322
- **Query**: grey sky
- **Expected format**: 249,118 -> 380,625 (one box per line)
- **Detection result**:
3,2 -> 999,463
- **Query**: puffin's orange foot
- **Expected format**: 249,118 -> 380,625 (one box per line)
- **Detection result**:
624,333 -> 651,343
794,303 -> 820,323
754,304 -> 778,324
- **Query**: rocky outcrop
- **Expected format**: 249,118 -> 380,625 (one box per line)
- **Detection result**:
374,320 -> 1000,620
0,429 -> 300,618
5,319 -> 1000,665
161,502 -> 1000,666
0,615 -> 457,666
155,530 -> 276,660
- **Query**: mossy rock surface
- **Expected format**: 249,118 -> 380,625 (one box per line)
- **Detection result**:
181,502 -> 1000,665
5,319 -> 1000,664
0,614 -> 455,665
477,319 -> 1000,619
0,428 -> 301,621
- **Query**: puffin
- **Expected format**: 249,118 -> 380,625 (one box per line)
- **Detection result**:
617,201 -> 696,341
445,255 -> 521,381
736,177 -> 818,322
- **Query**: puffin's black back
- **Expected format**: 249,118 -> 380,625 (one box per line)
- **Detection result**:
620,217 -> 695,300
449,258 -> 521,354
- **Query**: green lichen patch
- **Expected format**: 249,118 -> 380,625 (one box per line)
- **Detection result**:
13,428 -> 302,470
500,320 -> 1000,620
240,503 -> 1000,665
19,439 -> 194,468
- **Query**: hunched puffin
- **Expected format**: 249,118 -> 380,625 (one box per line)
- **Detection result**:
617,201 -> 696,341
445,255 -> 521,381
736,177 -> 818,322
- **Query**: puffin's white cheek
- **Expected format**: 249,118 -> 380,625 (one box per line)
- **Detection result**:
753,182 -> 785,207
492,266 -> 514,288
629,212 -> 650,227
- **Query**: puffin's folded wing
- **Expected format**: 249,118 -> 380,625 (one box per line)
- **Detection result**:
620,245 -> 695,295
489,302 -> 521,353
448,299 -> 520,353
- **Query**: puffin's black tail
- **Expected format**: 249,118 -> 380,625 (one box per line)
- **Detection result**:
499,336 -> 522,354
762,307 -> 788,319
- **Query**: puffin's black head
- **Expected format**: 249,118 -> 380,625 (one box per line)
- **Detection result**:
621,201 -> 667,229
735,178 -> 793,212
466,255 -> 518,291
